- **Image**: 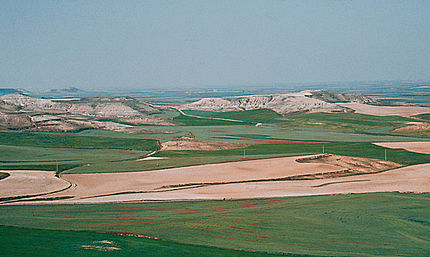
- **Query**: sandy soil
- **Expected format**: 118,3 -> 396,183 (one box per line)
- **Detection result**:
374,142 -> 430,154
68,163 -> 430,203
0,170 -> 70,198
338,103 -> 430,117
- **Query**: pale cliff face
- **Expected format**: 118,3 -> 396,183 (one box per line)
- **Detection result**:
180,90 -> 377,114
180,91 -> 338,114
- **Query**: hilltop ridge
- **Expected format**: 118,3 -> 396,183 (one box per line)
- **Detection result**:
180,90 -> 378,114
0,93 -> 171,132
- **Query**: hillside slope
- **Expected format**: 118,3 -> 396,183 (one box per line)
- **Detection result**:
180,90 -> 377,114
0,94 -> 169,132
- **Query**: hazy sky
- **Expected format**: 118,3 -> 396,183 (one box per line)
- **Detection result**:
1,0 -> 429,90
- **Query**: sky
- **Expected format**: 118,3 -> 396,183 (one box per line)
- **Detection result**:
1,0 -> 429,90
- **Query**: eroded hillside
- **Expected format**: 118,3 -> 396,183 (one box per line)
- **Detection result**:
0,93 -> 172,132
180,90 -> 377,114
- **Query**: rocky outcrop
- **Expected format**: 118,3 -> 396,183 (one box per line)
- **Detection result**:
180,91 -> 344,114
309,90 -> 379,104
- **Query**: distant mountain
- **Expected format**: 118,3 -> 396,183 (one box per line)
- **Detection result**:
45,87 -> 84,94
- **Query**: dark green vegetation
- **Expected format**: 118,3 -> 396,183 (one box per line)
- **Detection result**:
156,141 -> 430,165
0,145 -> 150,174
0,172 -> 9,180
204,109 -> 283,123
1,193 -> 428,256
283,112 -> 416,133
0,226 -> 287,257
415,114 -> 430,121
0,132 -> 160,151
3,138 -> 429,174
173,114 -> 241,126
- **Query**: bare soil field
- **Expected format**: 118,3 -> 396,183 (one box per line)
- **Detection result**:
54,155 -> 340,199
0,170 -> 70,199
374,141 -> 430,154
338,103 -> 430,117
4,154 -> 409,204
66,163 -> 430,203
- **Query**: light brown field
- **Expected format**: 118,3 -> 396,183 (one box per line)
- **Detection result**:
338,103 -> 430,117
3,154 -> 414,204
3,152 -> 427,204
0,170 -> 70,198
374,141 -> 430,154
66,163 -> 430,203
56,155 -> 341,199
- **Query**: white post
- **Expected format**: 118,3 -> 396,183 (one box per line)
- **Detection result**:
243,149 -> 246,159
385,149 -> 387,161
56,160 -> 59,173
323,144 -> 325,154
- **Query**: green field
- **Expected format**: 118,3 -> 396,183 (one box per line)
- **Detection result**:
0,145 -> 150,173
283,112 -> 416,133
0,226 -> 286,257
64,142 -> 430,174
1,193 -> 428,256
415,114 -> 430,121
207,109 -> 284,123
173,114 -> 242,126
2,139 -> 429,174
0,132 -> 160,151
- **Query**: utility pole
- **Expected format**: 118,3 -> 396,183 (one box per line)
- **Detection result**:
243,149 -> 246,159
385,149 -> 387,161
322,144 -> 325,154
56,160 -> 59,173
